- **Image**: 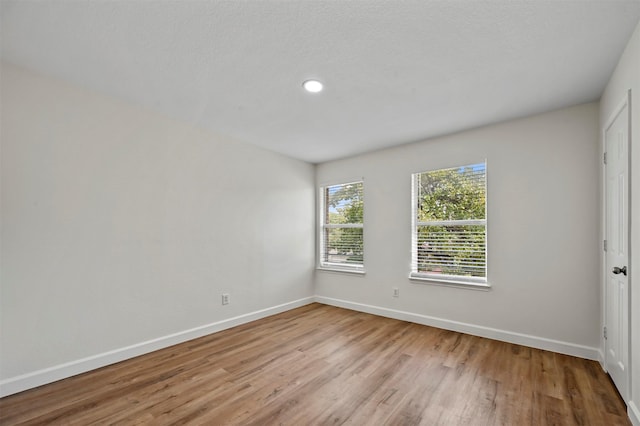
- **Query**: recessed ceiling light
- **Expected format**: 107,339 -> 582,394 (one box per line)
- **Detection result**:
302,80 -> 323,93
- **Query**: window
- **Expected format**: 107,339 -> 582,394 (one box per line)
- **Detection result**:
319,181 -> 364,272
411,162 -> 487,285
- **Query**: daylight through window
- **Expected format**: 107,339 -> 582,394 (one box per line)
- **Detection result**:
411,163 -> 487,284
319,181 -> 364,271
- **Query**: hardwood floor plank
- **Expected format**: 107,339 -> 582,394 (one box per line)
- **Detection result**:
0,303 -> 629,425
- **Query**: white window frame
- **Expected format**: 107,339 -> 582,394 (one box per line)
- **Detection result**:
410,163 -> 489,289
318,180 -> 365,274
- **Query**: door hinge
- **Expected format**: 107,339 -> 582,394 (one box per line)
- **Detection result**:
604,152 -> 607,164
604,240 -> 607,252
604,326 -> 607,340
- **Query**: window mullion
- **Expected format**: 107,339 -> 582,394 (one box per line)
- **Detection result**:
417,219 -> 486,227
324,223 -> 363,229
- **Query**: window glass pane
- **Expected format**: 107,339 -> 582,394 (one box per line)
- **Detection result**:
326,182 -> 363,224
417,224 -> 486,277
323,228 -> 364,266
417,163 -> 485,221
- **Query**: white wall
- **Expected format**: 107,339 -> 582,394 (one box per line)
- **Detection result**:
0,63 -> 315,394
601,20 -> 640,425
316,103 -> 601,357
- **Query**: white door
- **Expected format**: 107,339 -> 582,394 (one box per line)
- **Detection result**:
604,91 -> 630,402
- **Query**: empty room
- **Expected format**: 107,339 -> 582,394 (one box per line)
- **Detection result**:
1,1 -> 640,425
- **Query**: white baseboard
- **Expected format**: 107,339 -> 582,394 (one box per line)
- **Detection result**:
597,349 -> 606,370
314,296 -> 600,361
0,297 -> 315,398
629,401 -> 640,426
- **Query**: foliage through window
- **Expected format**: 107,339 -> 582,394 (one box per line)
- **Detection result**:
411,163 -> 486,283
319,181 -> 364,271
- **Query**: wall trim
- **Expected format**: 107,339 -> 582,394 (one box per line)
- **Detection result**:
314,296 -> 600,360
629,402 -> 640,426
597,349 -> 606,371
0,297 -> 315,398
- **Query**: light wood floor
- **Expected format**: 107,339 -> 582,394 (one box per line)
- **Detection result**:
0,303 -> 629,425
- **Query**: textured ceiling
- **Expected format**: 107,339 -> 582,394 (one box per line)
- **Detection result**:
2,1 -> 640,163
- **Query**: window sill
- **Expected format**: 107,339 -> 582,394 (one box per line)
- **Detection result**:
317,266 -> 366,275
409,274 -> 491,291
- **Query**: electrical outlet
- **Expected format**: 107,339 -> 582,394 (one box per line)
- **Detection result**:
222,293 -> 230,305
393,287 -> 399,297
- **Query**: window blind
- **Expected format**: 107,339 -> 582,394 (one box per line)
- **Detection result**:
320,181 -> 364,269
412,163 -> 486,282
